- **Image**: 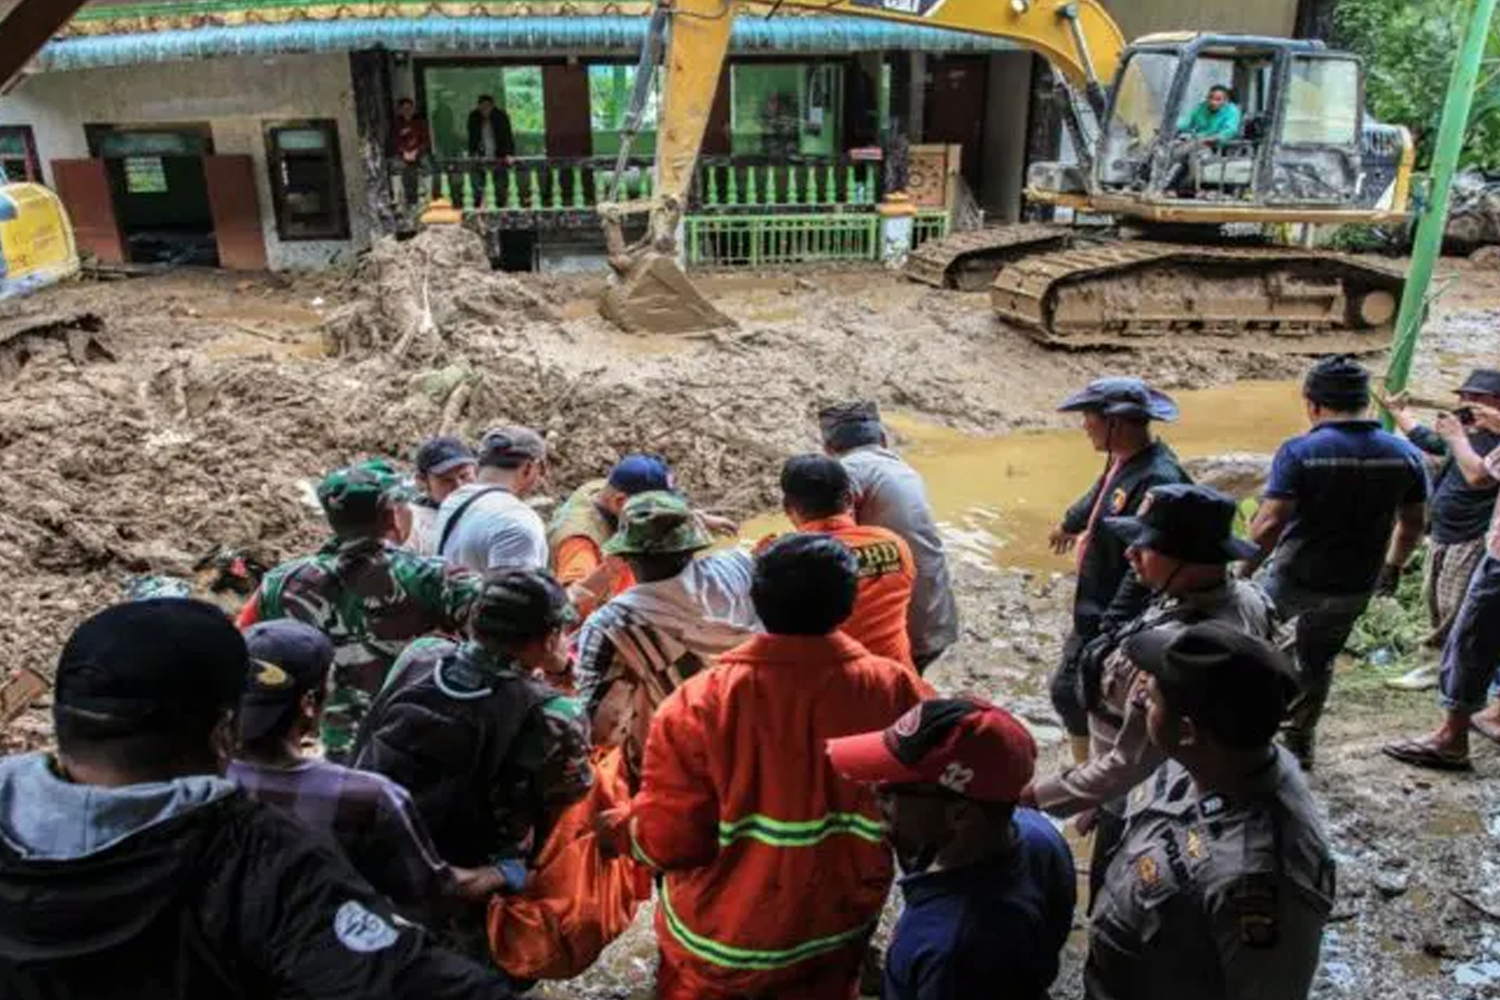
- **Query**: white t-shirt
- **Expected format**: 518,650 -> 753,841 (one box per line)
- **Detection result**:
434,483 -> 548,573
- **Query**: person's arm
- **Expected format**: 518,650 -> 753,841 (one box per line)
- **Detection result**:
1241,443 -> 1300,576
1438,412 -> 1499,486
1030,675 -> 1167,818
241,809 -> 513,999
1098,570 -> 1153,636
371,780 -> 464,908
572,615 -> 620,714
521,696 -> 594,842
235,589 -> 263,629
466,112 -> 481,157
1207,874 -> 1328,1000
1213,104 -> 1242,145
628,689 -> 720,871
1177,103 -> 1203,134
407,558 -> 481,637
497,110 -> 516,159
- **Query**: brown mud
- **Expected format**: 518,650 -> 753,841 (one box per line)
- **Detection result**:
3,228 -> 1500,996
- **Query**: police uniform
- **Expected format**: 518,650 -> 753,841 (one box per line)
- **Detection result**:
1086,747 -> 1335,1000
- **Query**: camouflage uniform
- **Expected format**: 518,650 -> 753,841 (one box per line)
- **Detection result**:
250,468 -> 481,759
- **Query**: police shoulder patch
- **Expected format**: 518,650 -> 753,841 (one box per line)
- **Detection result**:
334,900 -> 400,953
1230,875 -> 1279,948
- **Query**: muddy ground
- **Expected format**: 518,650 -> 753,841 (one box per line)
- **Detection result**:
3,228 -> 1500,997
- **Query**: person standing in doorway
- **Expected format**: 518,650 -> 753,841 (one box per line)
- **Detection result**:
1245,357 -> 1428,770
1048,377 -> 1189,765
391,97 -> 433,206
819,401 -> 959,674
1383,369 -> 1500,691
468,95 -> 515,207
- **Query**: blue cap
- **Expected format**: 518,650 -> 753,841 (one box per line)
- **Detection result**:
1058,377 -> 1178,423
608,454 -> 674,495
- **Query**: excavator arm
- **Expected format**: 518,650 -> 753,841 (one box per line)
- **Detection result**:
598,0 -> 1125,331
0,0 -> 93,94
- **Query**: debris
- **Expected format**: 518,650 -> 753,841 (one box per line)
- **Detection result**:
0,668 -> 48,728
1373,867 -> 1410,899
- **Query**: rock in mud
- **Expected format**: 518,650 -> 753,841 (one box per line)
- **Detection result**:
1183,453 -> 1272,499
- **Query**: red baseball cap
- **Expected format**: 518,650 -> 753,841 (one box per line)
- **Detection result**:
827,698 -> 1037,803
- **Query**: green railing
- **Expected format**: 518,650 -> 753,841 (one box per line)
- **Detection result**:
912,210 -> 950,250
692,157 -> 882,211
391,155 -> 655,226
684,214 -> 881,268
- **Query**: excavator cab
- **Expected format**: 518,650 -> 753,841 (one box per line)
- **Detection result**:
1040,35 -> 1398,216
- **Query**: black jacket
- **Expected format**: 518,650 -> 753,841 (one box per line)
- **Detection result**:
467,108 -> 515,159
1062,440 -> 1191,638
0,774 -> 510,1000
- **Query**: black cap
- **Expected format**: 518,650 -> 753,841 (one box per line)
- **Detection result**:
239,620 -> 335,744
478,426 -> 547,469
1125,621 -> 1297,749
1057,377 -> 1179,422
414,436 -> 477,477
1103,484 -> 1257,564
818,401 -> 883,452
1303,356 -> 1370,411
55,599 -> 248,731
1458,368 -> 1500,399
470,569 -> 577,644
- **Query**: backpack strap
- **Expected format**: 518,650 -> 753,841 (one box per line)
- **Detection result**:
436,486 -> 510,558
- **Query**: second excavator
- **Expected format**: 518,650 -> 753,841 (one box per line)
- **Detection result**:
597,0 -> 1413,353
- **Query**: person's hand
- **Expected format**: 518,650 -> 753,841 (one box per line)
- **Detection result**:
450,865 -> 509,902
1435,411 -> 1468,444
1049,525 -> 1079,555
1471,403 -> 1500,435
1017,782 -> 1038,810
700,513 -> 739,537
1375,563 -> 1402,598
572,557 -> 628,607
1075,809 -> 1099,836
1378,390 -> 1419,434
592,807 -> 631,859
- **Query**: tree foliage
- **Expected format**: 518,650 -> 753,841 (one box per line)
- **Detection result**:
1336,0 -> 1500,172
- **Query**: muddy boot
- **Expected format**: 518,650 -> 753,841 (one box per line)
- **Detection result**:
1070,734 -> 1091,766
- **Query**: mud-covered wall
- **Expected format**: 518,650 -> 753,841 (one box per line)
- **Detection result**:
1103,0 -> 1298,42
0,53 -> 369,269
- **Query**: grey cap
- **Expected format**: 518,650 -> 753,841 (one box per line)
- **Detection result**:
478,426 -> 547,468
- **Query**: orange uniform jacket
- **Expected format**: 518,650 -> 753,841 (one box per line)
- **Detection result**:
801,514 -> 917,670
630,633 -> 927,1000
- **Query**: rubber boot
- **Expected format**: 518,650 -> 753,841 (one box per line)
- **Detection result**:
1070,734 -> 1091,766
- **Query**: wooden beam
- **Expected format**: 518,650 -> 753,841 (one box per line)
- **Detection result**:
0,0 -> 90,93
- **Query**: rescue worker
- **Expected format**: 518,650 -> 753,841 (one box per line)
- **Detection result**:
1086,622 -> 1336,1000
828,698 -> 1076,1000
1245,357 -> 1428,768
354,570 -> 592,891
1385,399 -> 1500,771
548,454 -> 674,618
0,599 -> 517,998
229,620 -> 504,923
777,453 -> 919,669
615,533 -> 927,1000
1384,369 -> 1500,690
237,466 -> 481,760
436,426 -> 549,574
572,491 -> 759,781
819,400 -> 958,673
1025,484 -> 1274,903
410,436 -> 477,556
1049,377 -> 1189,763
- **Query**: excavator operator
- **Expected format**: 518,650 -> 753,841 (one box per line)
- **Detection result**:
1163,85 -> 1243,194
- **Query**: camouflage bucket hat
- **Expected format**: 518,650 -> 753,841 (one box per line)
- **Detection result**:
602,490 -> 712,557
317,466 -> 390,517
125,575 -> 193,601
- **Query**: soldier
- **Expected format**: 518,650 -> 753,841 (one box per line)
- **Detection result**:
1086,622 -> 1335,1000
237,467 -> 481,760
1025,484 -> 1275,904
1049,378 -> 1190,763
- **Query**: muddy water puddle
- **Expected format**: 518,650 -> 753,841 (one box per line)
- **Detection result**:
741,380 -> 1308,571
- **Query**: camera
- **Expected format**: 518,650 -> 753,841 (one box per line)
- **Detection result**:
1457,405 -> 1476,426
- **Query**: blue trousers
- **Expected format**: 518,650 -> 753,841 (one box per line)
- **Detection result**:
1439,554 -> 1500,715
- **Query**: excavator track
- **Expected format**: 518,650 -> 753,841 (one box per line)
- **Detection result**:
905,224 -> 1077,291
991,241 -> 1405,354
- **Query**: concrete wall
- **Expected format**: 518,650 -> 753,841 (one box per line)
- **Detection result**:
0,53 -> 368,269
1103,0 -> 1299,43
980,52 -> 1033,222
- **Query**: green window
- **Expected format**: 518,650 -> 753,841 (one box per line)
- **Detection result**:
729,64 -> 843,158
589,64 -> 659,157
422,65 -> 546,157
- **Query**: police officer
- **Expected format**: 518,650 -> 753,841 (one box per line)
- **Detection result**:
238,466 -> 482,760
1027,485 -> 1275,903
1086,622 -> 1335,1000
1049,378 -> 1190,762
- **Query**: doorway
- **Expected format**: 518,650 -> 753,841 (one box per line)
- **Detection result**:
922,56 -> 989,195
85,124 -> 218,266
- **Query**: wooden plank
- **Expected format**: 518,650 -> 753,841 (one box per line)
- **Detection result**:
0,667 -> 48,729
203,154 -> 268,271
51,158 -> 126,264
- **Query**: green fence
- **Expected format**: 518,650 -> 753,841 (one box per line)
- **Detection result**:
694,159 -> 881,210
912,210 -> 950,250
684,214 -> 881,267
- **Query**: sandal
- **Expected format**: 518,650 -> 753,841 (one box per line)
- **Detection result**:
1470,713 -> 1500,747
1381,738 -> 1474,772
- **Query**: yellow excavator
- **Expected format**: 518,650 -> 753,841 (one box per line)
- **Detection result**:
598,0 -> 1414,352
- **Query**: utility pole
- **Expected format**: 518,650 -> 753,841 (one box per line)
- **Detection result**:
1383,0 -> 1500,408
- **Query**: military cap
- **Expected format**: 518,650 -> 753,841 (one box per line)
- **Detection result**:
602,491 -> 712,557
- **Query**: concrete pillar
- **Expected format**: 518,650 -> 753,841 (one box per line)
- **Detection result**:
907,52 -> 926,142
981,52 -> 1033,222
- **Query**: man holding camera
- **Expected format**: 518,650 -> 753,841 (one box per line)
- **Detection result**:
1386,392 -> 1500,771
1384,370 -> 1500,693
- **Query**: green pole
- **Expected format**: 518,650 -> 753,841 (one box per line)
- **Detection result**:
1384,0 -> 1499,415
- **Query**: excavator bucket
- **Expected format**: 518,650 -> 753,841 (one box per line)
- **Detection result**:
599,252 -> 736,335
